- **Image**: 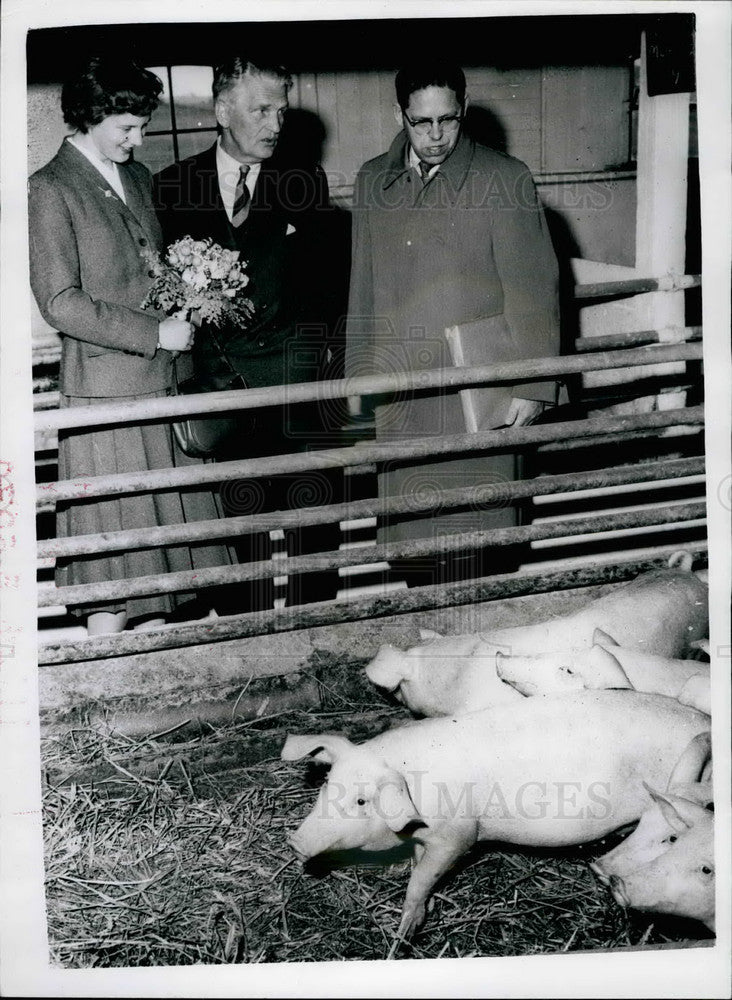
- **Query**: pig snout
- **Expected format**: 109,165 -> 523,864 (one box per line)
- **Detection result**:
364,645 -> 406,694
288,827 -> 315,862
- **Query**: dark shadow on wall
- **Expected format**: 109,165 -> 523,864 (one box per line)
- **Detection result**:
543,205 -> 583,374
463,104 -> 509,155
278,107 -> 352,424
277,106 -> 327,167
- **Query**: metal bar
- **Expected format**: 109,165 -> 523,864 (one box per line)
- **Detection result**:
37,456 -> 705,559
36,543 -> 708,665
31,328 -> 702,388
36,405 -> 705,506
34,392 -> 61,411
573,274 -> 700,300
538,425 -> 704,453
574,326 -> 702,352
536,170 -> 637,185
32,351 -> 61,366
34,343 -> 703,432
38,502 -> 706,608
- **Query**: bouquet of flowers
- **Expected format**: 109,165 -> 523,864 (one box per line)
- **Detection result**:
141,235 -> 254,328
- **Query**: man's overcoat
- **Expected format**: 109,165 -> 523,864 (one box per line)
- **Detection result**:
345,131 -> 561,546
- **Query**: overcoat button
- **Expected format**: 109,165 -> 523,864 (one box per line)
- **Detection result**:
139,237 -> 148,246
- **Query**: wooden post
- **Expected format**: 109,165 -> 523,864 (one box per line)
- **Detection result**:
635,30 -> 692,418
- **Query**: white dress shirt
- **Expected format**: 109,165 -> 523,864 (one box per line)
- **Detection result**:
408,145 -> 439,183
67,135 -> 127,202
216,140 -> 261,221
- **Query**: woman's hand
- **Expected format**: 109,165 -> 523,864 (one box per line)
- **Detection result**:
158,317 -> 194,352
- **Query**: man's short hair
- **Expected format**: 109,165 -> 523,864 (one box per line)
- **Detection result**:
212,56 -> 293,101
61,55 -> 162,133
394,62 -> 466,111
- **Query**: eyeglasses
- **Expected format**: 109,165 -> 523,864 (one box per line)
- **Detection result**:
402,112 -> 463,135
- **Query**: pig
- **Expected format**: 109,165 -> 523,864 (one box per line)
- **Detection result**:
677,673 -> 712,715
463,550 -> 708,659
495,629 -> 711,712
365,634 -> 523,716
590,731 -> 712,883
602,787 -> 715,932
281,690 -> 709,942
364,552 -> 708,718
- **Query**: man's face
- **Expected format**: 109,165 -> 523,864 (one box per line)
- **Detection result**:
216,73 -> 289,164
396,85 -> 464,166
87,113 -> 149,165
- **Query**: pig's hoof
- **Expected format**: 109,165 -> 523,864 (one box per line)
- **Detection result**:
397,902 -> 426,940
387,907 -> 425,960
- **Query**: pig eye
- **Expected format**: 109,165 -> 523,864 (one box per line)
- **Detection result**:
666,834 -> 678,843
356,797 -> 366,806
560,666 -> 575,675
701,865 -> 714,876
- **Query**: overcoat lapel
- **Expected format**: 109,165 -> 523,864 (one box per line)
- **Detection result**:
119,163 -> 147,226
380,130 -> 474,209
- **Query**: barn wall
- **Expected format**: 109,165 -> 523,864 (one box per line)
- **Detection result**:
26,61 -> 640,345
26,66 -> 633,180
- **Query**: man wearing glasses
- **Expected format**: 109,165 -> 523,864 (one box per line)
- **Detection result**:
345,61 -> 562,589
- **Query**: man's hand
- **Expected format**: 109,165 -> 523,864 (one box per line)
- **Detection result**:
504,397 -> 545,427
158,317 -> 194,352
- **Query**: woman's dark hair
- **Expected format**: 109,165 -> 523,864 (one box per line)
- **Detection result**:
62,55 -> 163,132
395,62 -> 466,111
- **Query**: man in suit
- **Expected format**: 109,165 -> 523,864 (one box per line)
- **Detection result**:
154,55 -> 341,610
345,60 -> 563,589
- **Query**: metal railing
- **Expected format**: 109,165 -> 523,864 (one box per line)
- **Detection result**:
33,274 -> 706,665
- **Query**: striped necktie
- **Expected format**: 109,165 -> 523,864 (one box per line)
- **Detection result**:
419,161 -> 434,185
231,164 -> 251,227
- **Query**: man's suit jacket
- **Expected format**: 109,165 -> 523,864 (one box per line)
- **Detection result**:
153,143 -> 333,390
28,140 -> 169,398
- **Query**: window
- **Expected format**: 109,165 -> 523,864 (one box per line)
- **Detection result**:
140,65 -> 218,175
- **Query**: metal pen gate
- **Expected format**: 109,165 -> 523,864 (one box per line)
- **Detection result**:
33,273 -> 705,684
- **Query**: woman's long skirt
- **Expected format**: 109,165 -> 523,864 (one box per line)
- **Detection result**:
55,391 -> 234,620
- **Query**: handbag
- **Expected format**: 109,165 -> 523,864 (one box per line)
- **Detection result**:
171,326 -> 254,459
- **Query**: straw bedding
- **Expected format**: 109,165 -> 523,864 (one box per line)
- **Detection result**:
41,663 -> 711,967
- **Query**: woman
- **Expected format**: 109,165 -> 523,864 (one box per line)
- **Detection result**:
29,55 -> 232,635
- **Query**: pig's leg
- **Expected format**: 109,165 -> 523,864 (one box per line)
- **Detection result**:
397,824 -> 478,941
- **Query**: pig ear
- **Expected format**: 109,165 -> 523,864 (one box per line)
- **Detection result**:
419,628 -> 443,641
377,773 -> 424,833
587,644 -> 633,689
643,783 -> 707,831
593,627 -> 620,647
668,731 -> 712,789
667,550 -> 693,572
494,650 -> 513,677
281,733 -> 352,764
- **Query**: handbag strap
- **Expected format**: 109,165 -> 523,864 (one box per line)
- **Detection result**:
206,323 -> 243,383
172,322 -> 245,386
